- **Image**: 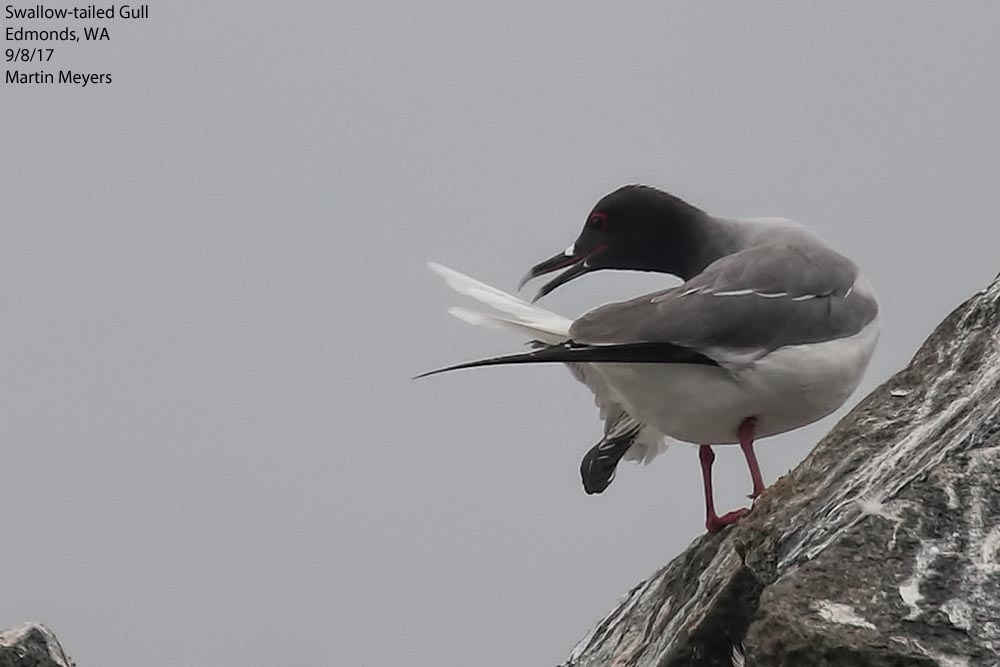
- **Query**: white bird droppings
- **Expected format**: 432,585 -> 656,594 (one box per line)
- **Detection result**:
812,600 -> 877,630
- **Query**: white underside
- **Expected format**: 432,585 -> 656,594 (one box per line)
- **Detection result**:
592,318 -> 880,444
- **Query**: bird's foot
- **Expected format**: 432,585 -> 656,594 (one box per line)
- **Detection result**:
705,508 -> 748,533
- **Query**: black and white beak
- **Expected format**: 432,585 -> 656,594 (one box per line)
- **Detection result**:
518,242 -> 607,301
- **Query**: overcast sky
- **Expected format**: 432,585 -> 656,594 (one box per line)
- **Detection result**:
3,3 -> 999,666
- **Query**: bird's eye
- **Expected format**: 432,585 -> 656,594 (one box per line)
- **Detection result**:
589,212 -> 609,230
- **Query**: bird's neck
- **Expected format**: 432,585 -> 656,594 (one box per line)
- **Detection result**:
642,211 -> 743,281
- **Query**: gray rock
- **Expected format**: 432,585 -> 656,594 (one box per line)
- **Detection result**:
563,273 -> 1000,667
0,624 -> 73,667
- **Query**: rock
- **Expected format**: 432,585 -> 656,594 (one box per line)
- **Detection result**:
0,624 -> 73,667
563,273 -> 1000,667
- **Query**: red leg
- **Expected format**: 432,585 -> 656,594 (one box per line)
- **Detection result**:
699,445 -> 747,533
738,417 -> 766,499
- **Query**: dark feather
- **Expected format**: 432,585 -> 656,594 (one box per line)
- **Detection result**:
580,426 -> 640,494
415,340 -> 718,379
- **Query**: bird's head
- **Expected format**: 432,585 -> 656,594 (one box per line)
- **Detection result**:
519,185 -> 707,301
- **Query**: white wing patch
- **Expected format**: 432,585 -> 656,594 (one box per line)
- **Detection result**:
670,286 -> 841,301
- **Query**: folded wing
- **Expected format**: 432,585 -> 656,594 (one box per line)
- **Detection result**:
570,242 -> 878,364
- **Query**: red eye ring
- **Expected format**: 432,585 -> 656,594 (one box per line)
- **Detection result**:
589,212 -> 609,230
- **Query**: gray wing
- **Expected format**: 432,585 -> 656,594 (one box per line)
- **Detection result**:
570,241 -> 878,356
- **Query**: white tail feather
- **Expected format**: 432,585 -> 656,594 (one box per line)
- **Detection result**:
428,262 -> 572,341
448,308 -> 568,345
428,262 -> 539,318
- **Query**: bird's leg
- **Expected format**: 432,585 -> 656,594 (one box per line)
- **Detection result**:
699,445 -> 747,533
738,417 -> 766,500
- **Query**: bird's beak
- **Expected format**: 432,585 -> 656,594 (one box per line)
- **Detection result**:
518,243 -> 605,302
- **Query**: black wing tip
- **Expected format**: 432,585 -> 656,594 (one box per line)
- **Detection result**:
412,354 -> 534,379
412,363 -> 470,380
415,341 -> 718,380
580,431 -> 636,494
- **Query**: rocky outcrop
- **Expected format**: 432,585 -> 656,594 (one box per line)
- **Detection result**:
563,273 -> 1000,667
0,624 -> 72,667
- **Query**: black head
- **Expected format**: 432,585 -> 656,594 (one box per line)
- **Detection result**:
519,185 -> 707,301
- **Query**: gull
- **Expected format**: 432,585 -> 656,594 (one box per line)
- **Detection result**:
420,185 -> 879,532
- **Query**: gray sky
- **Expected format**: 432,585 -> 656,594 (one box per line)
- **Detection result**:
3,3 -> 999,666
